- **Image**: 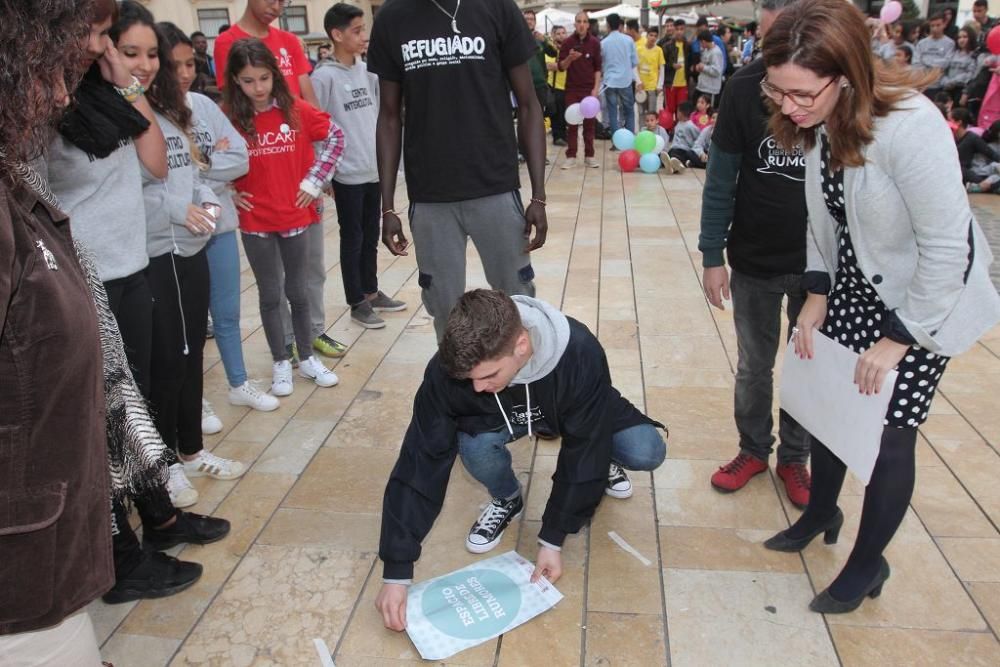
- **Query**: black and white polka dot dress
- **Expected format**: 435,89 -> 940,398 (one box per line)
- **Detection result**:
818,136 -> 948,428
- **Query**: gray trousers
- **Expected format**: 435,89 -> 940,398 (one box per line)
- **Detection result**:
410,191 -> 536,340
243,232 -> 314,363
280,219 -> 326,345
730,269 -> 810,464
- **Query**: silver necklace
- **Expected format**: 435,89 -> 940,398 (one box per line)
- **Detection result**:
427,0 -> 461,34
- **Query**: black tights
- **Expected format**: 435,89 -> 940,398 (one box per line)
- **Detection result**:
787,428 -> 917,600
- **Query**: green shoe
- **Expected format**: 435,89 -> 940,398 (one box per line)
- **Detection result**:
312,333 -> 348,358
285,342 -> 300,369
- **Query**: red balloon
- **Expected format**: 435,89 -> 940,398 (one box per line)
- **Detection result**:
989,26 -> 1000,55
618,149 -> 641,172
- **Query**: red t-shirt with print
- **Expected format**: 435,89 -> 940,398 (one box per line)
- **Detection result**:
214,24 -> 311,95
234,99 -> 331,233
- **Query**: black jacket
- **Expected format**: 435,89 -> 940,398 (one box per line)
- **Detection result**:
660,37 -> 692,88
379,318 -> 663,580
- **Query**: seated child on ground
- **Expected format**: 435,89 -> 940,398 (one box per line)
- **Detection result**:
667,101 -> 704,172
950,108 -> 1000,192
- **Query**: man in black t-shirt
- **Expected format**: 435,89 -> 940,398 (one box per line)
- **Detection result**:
697,0 -> 812,509
367,0 -> 549,340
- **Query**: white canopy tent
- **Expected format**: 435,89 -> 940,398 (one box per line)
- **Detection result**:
535,8 -> 576,30
589,4 -> 642,20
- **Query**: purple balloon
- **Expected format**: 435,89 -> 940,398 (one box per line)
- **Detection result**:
580,96 -> 601,119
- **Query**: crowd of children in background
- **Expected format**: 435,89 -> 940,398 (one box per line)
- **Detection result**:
534,1 -> 1000,188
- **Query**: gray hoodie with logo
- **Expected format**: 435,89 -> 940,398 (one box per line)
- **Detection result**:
141,112 -> 218,258
187,92 -> 249,236
311,57 -> 379,185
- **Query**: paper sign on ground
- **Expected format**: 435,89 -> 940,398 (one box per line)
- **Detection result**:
405,551 -> 563,660
779,331 -> 897,485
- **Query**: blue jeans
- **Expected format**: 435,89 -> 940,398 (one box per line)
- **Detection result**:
605,86 -> 636,134
458,423 -> 666,499
205,231 -> 247,387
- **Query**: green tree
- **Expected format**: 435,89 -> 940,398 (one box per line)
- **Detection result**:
900,0 -> 922,20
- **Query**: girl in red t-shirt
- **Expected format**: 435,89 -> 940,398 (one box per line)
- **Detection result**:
691,94 -> 713,131
223,38 -> 345,396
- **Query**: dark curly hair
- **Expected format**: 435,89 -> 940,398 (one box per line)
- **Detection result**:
223,38 -> 299,142
112,1 -> 192,134
0,0 -> 92,166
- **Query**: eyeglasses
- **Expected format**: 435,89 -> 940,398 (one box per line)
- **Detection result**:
760,77 -> 836,109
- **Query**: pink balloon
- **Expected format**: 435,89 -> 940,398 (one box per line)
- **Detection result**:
580,96 -> 601,119
880,1 -> 902,24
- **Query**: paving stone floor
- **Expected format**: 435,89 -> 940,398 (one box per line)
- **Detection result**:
93,140 -> 1000,666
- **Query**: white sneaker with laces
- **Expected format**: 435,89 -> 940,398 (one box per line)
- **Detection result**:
201,399 -> 222,435
585,157 -> 600,168
228,381 -> 279,412
182,450 -> 246,480
561,158 -> 577,170
167,463 -> 198,508
271,360 -> 294,397
606,462 -> 633,499
299,355 -> 339,388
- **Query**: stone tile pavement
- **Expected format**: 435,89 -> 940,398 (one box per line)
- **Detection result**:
93,141 -> 1000,666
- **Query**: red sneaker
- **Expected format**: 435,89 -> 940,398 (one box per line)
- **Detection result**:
776,463 -> 811,509
711,453 -> 768,492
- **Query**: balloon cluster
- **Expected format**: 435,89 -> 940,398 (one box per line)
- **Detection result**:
564,96 -> 601,125
612,128 -> 667,173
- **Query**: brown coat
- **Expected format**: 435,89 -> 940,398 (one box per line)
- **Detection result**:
0,176 -> 113,634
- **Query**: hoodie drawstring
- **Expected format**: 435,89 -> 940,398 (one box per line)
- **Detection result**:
525,383 -> 533,439
494,392 -> 513,436
493,384 -> 532,438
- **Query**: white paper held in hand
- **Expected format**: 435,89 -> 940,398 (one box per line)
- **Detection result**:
779,331 -> 897,485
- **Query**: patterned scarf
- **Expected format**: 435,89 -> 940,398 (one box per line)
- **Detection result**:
5,155 -> 168,498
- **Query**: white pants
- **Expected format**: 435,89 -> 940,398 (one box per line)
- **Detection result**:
0,612 -> 102,666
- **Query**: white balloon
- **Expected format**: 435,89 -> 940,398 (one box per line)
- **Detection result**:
564,103 -> 584,125
654,135 -> 666,154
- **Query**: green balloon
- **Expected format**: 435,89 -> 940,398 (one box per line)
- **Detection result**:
634,130 -> 657,154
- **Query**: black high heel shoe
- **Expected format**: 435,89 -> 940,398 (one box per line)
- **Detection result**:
809,557 -> 891,614
763,508 -> 844,552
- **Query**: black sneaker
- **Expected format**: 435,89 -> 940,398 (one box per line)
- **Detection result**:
142,511 -> 231,551
606,462 -> 633,499
466,494 -> 523,554
102,551 -> 203,604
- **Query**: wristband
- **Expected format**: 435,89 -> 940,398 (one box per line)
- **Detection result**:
381,209 -> 402,218
530,197 -> 546,206
115,76 -> 145,103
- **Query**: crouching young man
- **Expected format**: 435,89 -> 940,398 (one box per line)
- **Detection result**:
375,289 -> 667,631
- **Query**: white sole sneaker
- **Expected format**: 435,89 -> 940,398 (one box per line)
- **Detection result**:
605,485 -> 634,499
465,510 -> 523,554
299,357 -> 339,388
228,382 -> 280,412
271,361 -> 294,397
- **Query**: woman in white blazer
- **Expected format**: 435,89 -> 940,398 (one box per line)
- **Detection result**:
757,0 -> 1000,614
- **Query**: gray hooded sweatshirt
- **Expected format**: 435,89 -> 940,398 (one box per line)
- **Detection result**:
187,92 -> 249,236
511,295 -> 572,386
141,111 -> 218,258
44,136 -> 148,281
310,57 -> 379,185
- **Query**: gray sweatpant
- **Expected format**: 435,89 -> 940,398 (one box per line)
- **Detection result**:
410,191 -> 536,340
280,219 -> 326,345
